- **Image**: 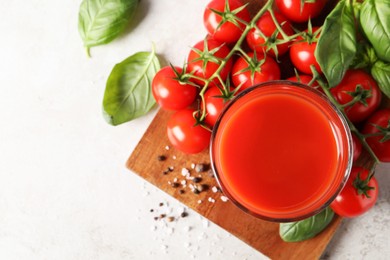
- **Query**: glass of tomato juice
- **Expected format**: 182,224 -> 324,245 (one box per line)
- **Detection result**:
210,81 -> 353,222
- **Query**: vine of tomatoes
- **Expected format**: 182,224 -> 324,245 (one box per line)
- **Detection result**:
151,0 -> 390,221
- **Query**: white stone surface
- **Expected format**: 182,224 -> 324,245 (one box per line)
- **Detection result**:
0,0 -> 389,259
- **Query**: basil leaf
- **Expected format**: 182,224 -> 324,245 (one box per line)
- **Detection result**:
371,60 -> 390,99
78,0 -> 139,53
279,207 -> 334,242
315,0 -> 357,87
360,0 -> 390,63
103,50 -> 160,125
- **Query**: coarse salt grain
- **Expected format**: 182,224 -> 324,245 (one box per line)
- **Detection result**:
208,197 -> 215,203
212,186 -> 219,193
181,168 -> 190,176
173,178 -> 178,182
165,145 -> 170,150
197,200 -> 202,204
172,155 -> 177,160
181,180 -> 186,185
221,196 -> 229,202
191,163 -> 195,169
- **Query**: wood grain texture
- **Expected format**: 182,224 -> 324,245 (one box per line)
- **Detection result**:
127,109 -> 342,259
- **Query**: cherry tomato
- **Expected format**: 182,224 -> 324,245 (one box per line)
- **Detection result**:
362,109 -> 390,162
167,109 -> 211,154
330,70 -> 382,123
203,86 -> 232,127
232,52 -> 280,90
330,167 -> 378,218
290,27 -> 322,75
246,11 -> 293,57
275,0 -> 328,23
187,39 -> 233,86
203,0 -> 250,43
351,133 -> 362,162
152,66 -> 197,110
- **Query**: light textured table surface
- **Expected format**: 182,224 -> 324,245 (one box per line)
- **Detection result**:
1,0 -> 389,259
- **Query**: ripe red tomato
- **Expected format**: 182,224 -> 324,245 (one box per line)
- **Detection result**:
246,11 -> 293,57
330,70 -> 382,123
330,167 -> 378,218
167,109 -> 211,154
232,52 -> 280,90
290,27 -> 322,75
362,109 -> 390,162
203,0 -> 250,43
203,86 -> 232,127
351,133 -> 362,162
275,0 -> 327,23
187,39 -> 233,86
152,66 -> 197,110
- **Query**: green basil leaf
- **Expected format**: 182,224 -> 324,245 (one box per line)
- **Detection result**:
103,50 -> 160,125
315,0 -> 357,87
78,0 -> 139,53
360,0 -> 390,63
371,60 -> 390,99
279,207 -> 334,242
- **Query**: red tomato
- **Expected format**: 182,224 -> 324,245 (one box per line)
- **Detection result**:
351,133 -> 362,162
152,66 -> 197,110
275,0 -> 327,23
167,109 -> 211,154
203,0 -> 250,43
330,167 -> 378,218
362,109 -> 390,162
290,27 -> 322,75
203,86 -> 232,127
246,11 -> 293,57
187,39 -> 233,86
232,52 -> 280,90
330,70 -> 382,123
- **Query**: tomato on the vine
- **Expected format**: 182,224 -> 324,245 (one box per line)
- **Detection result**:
362,109 -> 390,162
275,0 -> 328,23
290,27 -> 322,75
167,109 -> 211,154
330,167 -> 378,218
187,39 -> 233,86
152,66 -> 197,110
330,70 -> 382,123
246,11 -> 293,57
351,133 -> 362,162
203,86 -> 234,127
203,0 -> 251,43
232,52 -> 280,90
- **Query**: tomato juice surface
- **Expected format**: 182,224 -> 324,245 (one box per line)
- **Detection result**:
211,82 -> 352,221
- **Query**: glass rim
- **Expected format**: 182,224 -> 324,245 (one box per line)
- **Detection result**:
209,80 -> 353,222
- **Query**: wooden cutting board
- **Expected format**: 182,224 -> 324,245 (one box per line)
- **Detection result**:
126,109 -> 342,259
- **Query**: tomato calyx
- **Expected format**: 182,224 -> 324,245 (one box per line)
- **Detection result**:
189,38 -> 226,77
341,84 -> 373,108
352,170 -> 375,198
234,51 -> 267,85
300,21 -> 321,44
365,120 -> 390,143
209,0 -> 249,31
169,63 -> 200,88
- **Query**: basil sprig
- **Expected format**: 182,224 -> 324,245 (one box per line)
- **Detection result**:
103,49 -> 160,125
78,0 -> 139,55
360,0 -> 390,63
315,0 -> 357,88
280,207 -> 335,242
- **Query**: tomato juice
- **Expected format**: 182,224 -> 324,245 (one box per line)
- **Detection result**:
211,81 -> 352,221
